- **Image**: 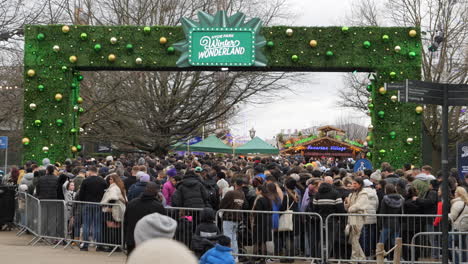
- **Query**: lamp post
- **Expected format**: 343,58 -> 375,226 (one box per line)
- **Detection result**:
249,127 -> 256,139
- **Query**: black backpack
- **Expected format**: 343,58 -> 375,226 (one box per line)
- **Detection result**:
204,182 -> 220,210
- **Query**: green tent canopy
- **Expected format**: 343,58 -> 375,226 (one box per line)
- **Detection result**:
188,135 -> 233,153
235,137 -> 279,154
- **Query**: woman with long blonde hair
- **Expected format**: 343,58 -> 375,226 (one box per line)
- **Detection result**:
101,173 -> 127,249
449,187 -> 468,263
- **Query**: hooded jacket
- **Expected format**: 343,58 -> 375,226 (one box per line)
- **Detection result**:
172,172 -> 209,208
20,173 -> 34,194
162,180 -> 176,206
310,183 -> 345,219
199,244 -> 235,264
379,193 -> 404,228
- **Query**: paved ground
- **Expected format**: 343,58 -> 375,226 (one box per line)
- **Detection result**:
0,230 -> 126,264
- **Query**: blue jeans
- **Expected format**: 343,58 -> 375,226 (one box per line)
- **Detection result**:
223,221 -> 238,255
453,232 -> 468,264
360,224 -> 377,256
379,227 -> 399,258
81,204 -> 102,248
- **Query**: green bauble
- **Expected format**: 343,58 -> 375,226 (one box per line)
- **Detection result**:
382,35 -> 389,41
126,44 -> 133,50
71,83 -> 78,89
389,131 -> 396,139
79,107 -> 84,113
34,120 -> 42,126
143,26 -> 151,34
390,72 -> 397,78
341,26 -> 349,32
70,128 -> 77,134
368,103 -> 374,109
77,75 -> 84,81
80,33 -> 88,40
378,111 -> 385,118
366,84 -> 373,92
61,66 -> 68,72
368,140 -> 374,147
326,51 -> 334,57
291,55 -> 299,62
37,33 -> 45,41
94,44 -> 102,51
37,84 -> 45,92
363,41 -> 371,48
366,152 -> 372,158
379,149 -> 386,155
408,51 -> 416,59
56,119 -> 64,126
267,41 -> 274,48
167,46 -> 175,54
76,145 -> 82,151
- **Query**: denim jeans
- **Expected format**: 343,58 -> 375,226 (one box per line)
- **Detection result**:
379,227 -> 399,257
453,232 -> 468,264
81,204 -> 102,248
223,221 -> 238,255
359,224 -> 377,256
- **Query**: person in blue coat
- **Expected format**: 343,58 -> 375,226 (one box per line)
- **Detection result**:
199,235 -> 235,264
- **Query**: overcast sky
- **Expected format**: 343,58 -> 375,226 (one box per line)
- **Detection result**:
230,0 -> 370,141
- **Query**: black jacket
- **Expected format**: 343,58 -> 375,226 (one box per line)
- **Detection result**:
417,189 -> 438,215
123,176 -> 137,193
127,181 -> 147,201
309,183 -> 346,219
123,193 -> 165,249
172,173 -> 209,208
78,176 -> 107,202
379,194 -> 404,228
36,174 -> 58,199
403,197 -> 424,232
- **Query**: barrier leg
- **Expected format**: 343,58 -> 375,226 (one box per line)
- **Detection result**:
16,227 -> 27,236
393,238 -> 402,264
32,237 -> 44,246
376,242 -> 385,264
27,236 -> 39,245
53,239 -> 64,248
108,246 -> 119,257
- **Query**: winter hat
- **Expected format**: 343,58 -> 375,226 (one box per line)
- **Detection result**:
289,173 -> 300,182
194,166 -> 203,172
166,168 -> 177,178
134,213 -> 177,246
42,158 -> 51,166
18,184 -> 28,192
136,171 -> 146,180
138,157 -> 146,165
127,238 -> 197,264
370,170 -> 382,182
139,173 -> 150,183
363,179 -> 374,187
106,155 -> 114,162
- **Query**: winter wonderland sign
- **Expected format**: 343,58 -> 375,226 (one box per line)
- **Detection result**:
174,11 -> 267,67
189,28 -> 255,66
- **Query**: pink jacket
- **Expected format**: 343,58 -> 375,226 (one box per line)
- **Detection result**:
162,181 -> 176,206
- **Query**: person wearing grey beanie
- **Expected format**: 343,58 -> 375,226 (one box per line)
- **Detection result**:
134,213 -> 177,246
127,238 -> 197,264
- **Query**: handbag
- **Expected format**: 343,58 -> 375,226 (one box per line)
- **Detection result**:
278,194 -> 294,232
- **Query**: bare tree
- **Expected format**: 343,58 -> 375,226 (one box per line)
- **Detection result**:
339,0 -> 468,165
333,114 -> 368,140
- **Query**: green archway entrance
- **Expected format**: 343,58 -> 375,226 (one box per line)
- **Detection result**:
22,11 -> 422,167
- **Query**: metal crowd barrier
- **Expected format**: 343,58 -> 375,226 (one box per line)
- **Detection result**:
14,192 -> 27,232
65,200 -> 125,255
216,209 -> 324,262
325,213 -> 443,263
164,207 -> 204,249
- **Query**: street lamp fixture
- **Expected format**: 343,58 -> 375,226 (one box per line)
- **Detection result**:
249,127 -> 256,139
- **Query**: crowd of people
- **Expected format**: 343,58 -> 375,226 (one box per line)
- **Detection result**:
2,154 -> 468,264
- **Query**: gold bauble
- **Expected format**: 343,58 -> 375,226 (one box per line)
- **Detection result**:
394,46 -> 401,53
366,136 -> 371,141
378,87 -> 387,95
406,137 -> 414,144
159,37 -> 167,44
409,30 -> 417,37
53,45 -> 60,52
55,93 -> 63,101
368,124 -> 374,131
415,106 -> 423,114
62,25 -> 70,33
285,28 -> 293,37
391,95 -> 398,102
135,57 -> 143,64
71,146 -> 78,153
42,146 -> 49,152
110,37 -> 117,44
309,40 -> 317,48
108,54 -> 116,62
69,55 -> 77,63
22,138 -> 30,145
27,69 -> 36,77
